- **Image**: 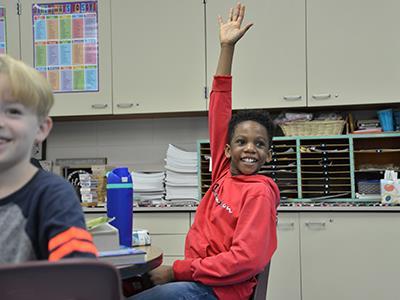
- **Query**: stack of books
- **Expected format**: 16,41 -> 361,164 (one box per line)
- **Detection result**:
164,144 -> 199,205
353,119 -> 382,133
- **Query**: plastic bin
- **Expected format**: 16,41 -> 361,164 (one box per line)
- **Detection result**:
357,180 -> 381,194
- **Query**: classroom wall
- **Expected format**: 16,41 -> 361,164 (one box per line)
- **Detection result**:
46,109 -> 378,173
46,116 -> 209,172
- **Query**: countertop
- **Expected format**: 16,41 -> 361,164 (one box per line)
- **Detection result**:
83,204 -> 400,213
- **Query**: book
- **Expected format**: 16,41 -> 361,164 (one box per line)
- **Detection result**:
99,247 -> 146,266
351,129 -> 383,134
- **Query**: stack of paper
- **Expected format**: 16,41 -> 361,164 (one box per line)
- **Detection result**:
164,144 -> 199,202
131,171 -> 165,205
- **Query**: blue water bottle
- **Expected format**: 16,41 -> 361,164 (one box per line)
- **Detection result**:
106,167 -> 133,247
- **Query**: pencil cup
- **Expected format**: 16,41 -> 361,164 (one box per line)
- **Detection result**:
106,167 -> 133,247
377,109 -> 394,132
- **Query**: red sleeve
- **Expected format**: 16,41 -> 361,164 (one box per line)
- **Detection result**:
173,187 -> 277,286
209,76 -> 232,182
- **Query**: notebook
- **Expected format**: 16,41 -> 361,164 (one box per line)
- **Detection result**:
99,248 -> 146,265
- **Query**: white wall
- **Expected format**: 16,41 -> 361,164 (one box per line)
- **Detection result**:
46,109 -> 378,173
46,116 -> 209,172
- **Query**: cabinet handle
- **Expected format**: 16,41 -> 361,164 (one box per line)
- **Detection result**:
91,104 -> 108,109
305,221 -> 326,229
311,94 -> 331,100
117,103 -> 134,108
277,222 -> 295,230
283,95 -> 302,101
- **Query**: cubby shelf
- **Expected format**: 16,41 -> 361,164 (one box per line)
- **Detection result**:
197,133 -> 400,202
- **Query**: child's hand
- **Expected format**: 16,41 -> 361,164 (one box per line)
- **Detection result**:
218,3 -> 253,47
149,265 -> 175,285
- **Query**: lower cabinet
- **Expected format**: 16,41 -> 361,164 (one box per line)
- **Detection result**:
85,211 -> 190,263
86,210 -> 400,300
133,212 -> 190,264
300,212 -> 400,300
267,213 -> 302,300
269,212 -> 400,300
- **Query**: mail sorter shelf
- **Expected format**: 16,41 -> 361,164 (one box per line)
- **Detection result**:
353,136 -> 400,195
197,133 -> 400,203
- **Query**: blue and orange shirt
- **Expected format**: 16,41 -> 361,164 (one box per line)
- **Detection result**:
0,169 -> 97,263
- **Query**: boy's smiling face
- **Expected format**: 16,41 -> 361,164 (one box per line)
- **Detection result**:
0,74 -> 51,170
224,120 -> 272,176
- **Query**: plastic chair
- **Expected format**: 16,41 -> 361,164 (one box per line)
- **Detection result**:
250,262 -> 271,300
0,258 -> 123,300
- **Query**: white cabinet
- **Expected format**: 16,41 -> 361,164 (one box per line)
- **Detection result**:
307,0 -> 400,106
269,211 -> 400,300
111,0 -> 206,114
133,212 -> 190,263
206,0 -> 307,109
300,212 -> 400,300
85,211 -> 191,263
19,0 -> 112,116
1,1 -> 20,58
87,210 -> 400,300
267,213 -> 301,300
207,0 -> 400,109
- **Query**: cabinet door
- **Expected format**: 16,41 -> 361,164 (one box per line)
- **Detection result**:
300,212 -> 400,300
19,0 -> 112,116
307,0 -> 400,106
267,213 -> 301,300
112,0 -> 206,114
206,0 -> 306,109
1,1 -> 20,58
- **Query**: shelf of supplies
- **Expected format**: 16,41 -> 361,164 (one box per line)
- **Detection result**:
197,134 -> 400,202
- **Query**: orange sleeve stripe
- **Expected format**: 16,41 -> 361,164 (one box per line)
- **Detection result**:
48,227 -> 93,251
48,240 -> 98,261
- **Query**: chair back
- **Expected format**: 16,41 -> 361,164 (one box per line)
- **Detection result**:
0,259 -> 123,300
250,262 -> 271,300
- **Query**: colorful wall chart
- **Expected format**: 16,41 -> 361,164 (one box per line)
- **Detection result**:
33,1 -> 99,93
0,7 -> 6,54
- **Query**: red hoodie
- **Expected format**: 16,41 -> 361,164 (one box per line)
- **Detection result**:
173,76 -> 280,300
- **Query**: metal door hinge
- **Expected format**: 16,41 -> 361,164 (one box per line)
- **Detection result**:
17,2 -> 22,15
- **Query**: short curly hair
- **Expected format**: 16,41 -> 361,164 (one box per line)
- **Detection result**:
227,110 -> 275,148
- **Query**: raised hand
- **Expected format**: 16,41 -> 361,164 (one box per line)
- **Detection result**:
218,3 -> 253,46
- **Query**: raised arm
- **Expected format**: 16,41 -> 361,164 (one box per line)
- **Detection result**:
209,3 -> 253,181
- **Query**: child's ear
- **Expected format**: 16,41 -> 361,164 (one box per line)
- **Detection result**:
265,149 -> 272,163
35,117 -> 53,143
224,144 -> 232,159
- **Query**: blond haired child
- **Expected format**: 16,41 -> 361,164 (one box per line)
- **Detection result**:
0,55 -> 97,263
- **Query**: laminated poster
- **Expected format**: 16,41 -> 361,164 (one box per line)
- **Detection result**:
0,6 -> 6,54
32,1 -> 99,93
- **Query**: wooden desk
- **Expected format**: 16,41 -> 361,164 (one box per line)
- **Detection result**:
115,246 -> 163,280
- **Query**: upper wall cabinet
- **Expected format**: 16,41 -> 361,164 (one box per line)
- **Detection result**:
206,0 -> 307,109
1,1 -> 20,59
307,0 -> 400,107
19,0 -> 112,116
111,0 -> 206,114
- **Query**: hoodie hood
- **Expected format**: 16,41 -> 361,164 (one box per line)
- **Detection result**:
229,172 -> 281,208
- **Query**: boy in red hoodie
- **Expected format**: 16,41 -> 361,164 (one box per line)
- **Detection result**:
132,3 -> 280,300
